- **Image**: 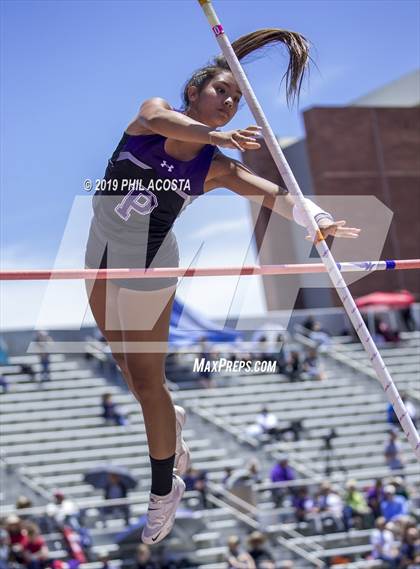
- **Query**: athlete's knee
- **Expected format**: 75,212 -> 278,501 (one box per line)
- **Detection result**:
112,354 -> 131,379
124,354 -> 165,396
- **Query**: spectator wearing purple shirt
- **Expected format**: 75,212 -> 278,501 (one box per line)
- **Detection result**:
270,458 -> 295,507
366,478 -> 385,519
292,486 -> 314,523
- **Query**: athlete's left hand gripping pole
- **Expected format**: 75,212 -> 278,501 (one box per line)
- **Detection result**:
196,0 -> 420,460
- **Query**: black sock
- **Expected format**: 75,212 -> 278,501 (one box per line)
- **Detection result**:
150,454 -> 175,496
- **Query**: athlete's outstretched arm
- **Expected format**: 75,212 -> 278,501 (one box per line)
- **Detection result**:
134,98 -> 215,143
132,98 -> 262,151
210,156 -> 360,240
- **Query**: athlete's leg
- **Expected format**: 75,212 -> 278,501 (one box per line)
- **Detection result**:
116,285 -> 177,460
84,274 -> 133,388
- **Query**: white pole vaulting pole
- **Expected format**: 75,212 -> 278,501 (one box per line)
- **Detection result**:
197,0 -> 420,460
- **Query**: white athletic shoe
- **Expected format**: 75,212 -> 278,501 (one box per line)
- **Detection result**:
174,405 -> 191,476
141,474 -> 186,544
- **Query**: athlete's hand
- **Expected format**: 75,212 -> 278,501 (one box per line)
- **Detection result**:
209,125 -> 262,152
305,219 -> 361,242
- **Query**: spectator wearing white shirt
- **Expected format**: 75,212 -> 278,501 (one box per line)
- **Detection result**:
370,516 -> 398,565
45,490 -> 81,532
402,393 -> 417,427
246,407 -> 281,441
314,481 -> 344,533
256,407 -> 279,434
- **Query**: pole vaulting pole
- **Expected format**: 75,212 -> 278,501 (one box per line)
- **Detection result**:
0,259 -> 419,280
196,0 -> 420,460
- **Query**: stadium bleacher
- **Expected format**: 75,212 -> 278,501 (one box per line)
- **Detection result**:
1,331 -> 419,568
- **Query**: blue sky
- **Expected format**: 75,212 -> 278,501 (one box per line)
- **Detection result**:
1,0 -> 419,329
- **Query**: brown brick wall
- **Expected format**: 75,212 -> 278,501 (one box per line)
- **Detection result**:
244,106 -> 420,309
304,107 -> 420,299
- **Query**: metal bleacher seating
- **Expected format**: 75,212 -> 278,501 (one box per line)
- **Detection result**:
1,331 -> 419,568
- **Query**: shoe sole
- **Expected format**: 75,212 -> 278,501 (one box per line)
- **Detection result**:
174,406 -> 191,476
141,478 -> 186,544
175,440 -> 191,476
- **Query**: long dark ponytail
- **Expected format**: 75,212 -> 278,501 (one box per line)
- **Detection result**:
182,28 -> 310,109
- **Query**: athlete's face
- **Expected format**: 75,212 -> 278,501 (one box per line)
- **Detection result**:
189,71 -> 242,127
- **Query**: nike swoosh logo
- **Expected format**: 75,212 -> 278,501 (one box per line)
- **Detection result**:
151,532 -> 161,542
148,508 -> 159,511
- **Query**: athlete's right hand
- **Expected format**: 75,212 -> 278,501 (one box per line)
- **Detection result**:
208,125 -> 262,152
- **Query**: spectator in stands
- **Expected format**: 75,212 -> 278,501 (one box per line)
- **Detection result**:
256,407 -> 281,440
226,535 -> 256,569
302,315 -> 315,334
102,473 -> 131,526
292,486 -> 314,524
380,485 -> 409,522
195,470 -> 209,509
370,516 -> 398,567
387,402 -> 400,427
278,420 -> 306,443
16,496 -> 47,533
384,429 -> 404,471
387,393 -> 417,429
314,481 -> 344,533
285,419 -> 305,442
21,362 -> 36,382
390,477 -> 410,500
182,466 -> 199,491
302,348 -> 325,381
197,336 -> 215,389
270,457 -> 295,507
0,373 -> 8,393
23,522 -> 49,569
6,514 -> 28,566
16,495 -> 33,513
257,336 -> 273,364
247,459 -> 262,485
401,393 -> 417,428
392,516 -> 417,544
33,331 -> 53,382
285,351 -> 301,382
182,466 -> 209,508
246,532 -> 275,569
247,408 -> 304,443
342,479 -> 371,530
129,544 -> 159,569
399,305 -> 416,332
375,317 -> 400,344
101,393 -> 129,426
246,407 -> 276,442
366,478 -> 385,519
44,490 -> 81,532
227,460 -> 261,508
0,528 -> 10,569
274,334 -> 289,374
396,526 -> 420,568
308,321 -> 332,353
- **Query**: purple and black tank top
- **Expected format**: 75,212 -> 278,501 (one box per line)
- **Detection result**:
85,113 -> 217,290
